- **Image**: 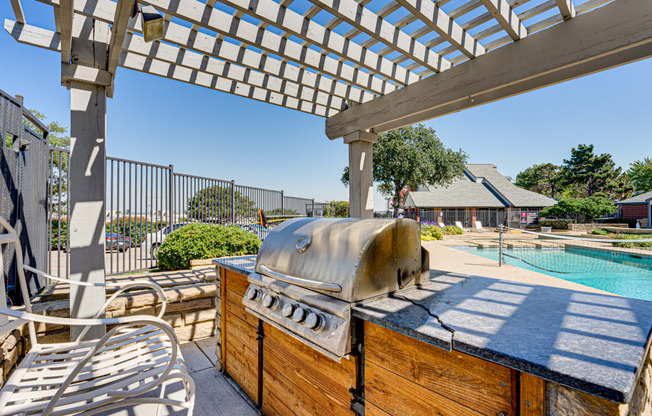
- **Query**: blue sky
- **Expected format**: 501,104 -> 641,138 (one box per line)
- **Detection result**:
2,0 -> 652,210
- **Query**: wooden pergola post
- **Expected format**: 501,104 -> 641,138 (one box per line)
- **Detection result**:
344,131 -> 377,219
67,15 -> 110,340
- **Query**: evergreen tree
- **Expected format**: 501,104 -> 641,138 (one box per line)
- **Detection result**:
627,158 -> 652,194
560,144 -> 633,200
515,163 -> 562,198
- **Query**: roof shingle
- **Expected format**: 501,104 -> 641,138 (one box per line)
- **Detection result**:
405,164 -> 557,209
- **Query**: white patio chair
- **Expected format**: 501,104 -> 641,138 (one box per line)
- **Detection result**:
474,221 -> 489,233
0,216 -> 195,415
438,222 -> 446,228
455,221 -> 469,232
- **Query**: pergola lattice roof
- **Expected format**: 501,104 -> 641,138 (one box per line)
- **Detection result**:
5,0 -> 641,125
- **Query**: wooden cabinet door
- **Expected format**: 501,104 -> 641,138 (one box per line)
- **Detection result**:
223,269 -> 260,405
262,324 -> 358,416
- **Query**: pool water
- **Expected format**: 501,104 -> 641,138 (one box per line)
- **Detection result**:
453,246 -> 652,301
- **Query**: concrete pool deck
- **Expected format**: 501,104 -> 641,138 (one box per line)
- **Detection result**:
423,240 -> 610,294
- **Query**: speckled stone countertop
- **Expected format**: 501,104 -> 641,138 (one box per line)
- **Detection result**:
353,272 -> 652,404
212,255 -> 257,275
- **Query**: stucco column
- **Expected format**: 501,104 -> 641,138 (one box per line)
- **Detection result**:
67,17 -> 109,340
345,131 -> 377,219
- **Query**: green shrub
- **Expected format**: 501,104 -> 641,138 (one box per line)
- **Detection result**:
539,219 -> 573,230
106,217 -> 166,246
443,225 -> 463,235
157,223 -> 261,270
540,197 -> 617,223
611,234 -> 652,250
51,218 -> 68,249
421,225 -> 443,241
323,201 -> 349,218
591,228 -> 609,236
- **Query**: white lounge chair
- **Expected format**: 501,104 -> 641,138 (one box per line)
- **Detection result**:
455,221 -> 469,232
0,216 -> 195,415
474,221 -> 490,232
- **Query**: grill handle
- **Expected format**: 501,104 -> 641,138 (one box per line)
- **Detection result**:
259,265 -> 343,293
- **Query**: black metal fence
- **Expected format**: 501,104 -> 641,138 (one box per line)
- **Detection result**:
1,89 -> 50,305
48,152 -> 325,277
411,207 -> 542,228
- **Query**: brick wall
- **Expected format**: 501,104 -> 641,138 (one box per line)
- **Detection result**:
621,204 -> 649,220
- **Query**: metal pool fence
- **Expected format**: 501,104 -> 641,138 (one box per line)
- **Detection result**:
48,150 -> 324,277
1,89 -> 50,304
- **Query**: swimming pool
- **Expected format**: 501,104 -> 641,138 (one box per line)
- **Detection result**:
453,246 -> 652,301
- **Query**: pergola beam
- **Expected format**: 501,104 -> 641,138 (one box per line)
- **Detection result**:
59,0 -> 73,62
305,0 -> 451,73
119,53 -> 337,116
10,0 -> 25,24
325,0 -> 652,139
140,0 -> 402,93
122,32 -> 345,114
219,0 -> 424,84
38,0 -> 395,95
4,20 -> 340,117
37,0 -> 381,103
480,0 -> 527,40
555,0 -> 577,20
107,0 -> 132,75
394,0 -> 485,59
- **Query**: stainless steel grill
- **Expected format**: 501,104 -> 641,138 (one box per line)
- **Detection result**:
243,218 -> 429,359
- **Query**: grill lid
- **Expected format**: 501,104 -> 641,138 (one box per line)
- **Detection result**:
254,218 -> 426,302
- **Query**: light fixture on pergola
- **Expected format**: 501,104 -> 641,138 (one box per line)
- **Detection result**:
3,0 -> 651,332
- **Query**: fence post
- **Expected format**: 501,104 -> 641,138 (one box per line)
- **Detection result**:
312,198 -> 315,217
231,180 -> 236,224
168,164 -> 174,227
499,224 -> 504,267
281,190 -> 284,215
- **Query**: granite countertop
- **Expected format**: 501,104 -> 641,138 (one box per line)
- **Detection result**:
353,272 -> 652,403
212,255 -> 257,275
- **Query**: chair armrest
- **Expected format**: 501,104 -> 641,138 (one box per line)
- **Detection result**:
24,265 -> 164,289
0,305 -> 167,327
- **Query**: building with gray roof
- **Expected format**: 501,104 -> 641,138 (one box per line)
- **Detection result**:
404,164 -> 556,228
617,191 -> 652,227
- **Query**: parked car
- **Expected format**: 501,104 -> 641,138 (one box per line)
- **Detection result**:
105,233 -> 130,252
143,223 -> 190,258
238,224 -> 271,240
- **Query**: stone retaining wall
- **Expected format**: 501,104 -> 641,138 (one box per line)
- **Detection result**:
0,270 -> 217,388
565,223 -> 629,232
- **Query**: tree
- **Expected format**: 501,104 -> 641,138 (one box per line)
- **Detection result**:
627,158 -> 652,194
582,197 -> 618,221
341,124 -> 467,214
323,201 -> 349,218
515,163 -> 562,198
187,185 -> 257,223
561,144 -> 633,200
24,110 -> 71,210
25,110 -> 71,149
540,197 -> 616,222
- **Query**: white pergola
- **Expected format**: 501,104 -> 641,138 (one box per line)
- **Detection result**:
4,0 -> 652,332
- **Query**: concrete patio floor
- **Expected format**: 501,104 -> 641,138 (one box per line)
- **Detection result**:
423,239 -> 609,293
102,337 -> 258,416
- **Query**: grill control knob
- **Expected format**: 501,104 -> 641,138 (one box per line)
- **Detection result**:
246,288 -> 261,302
263,294 -> 278,310
292,307 -> 306,323
282,303 -> 295,318
306,312 -> 325,332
